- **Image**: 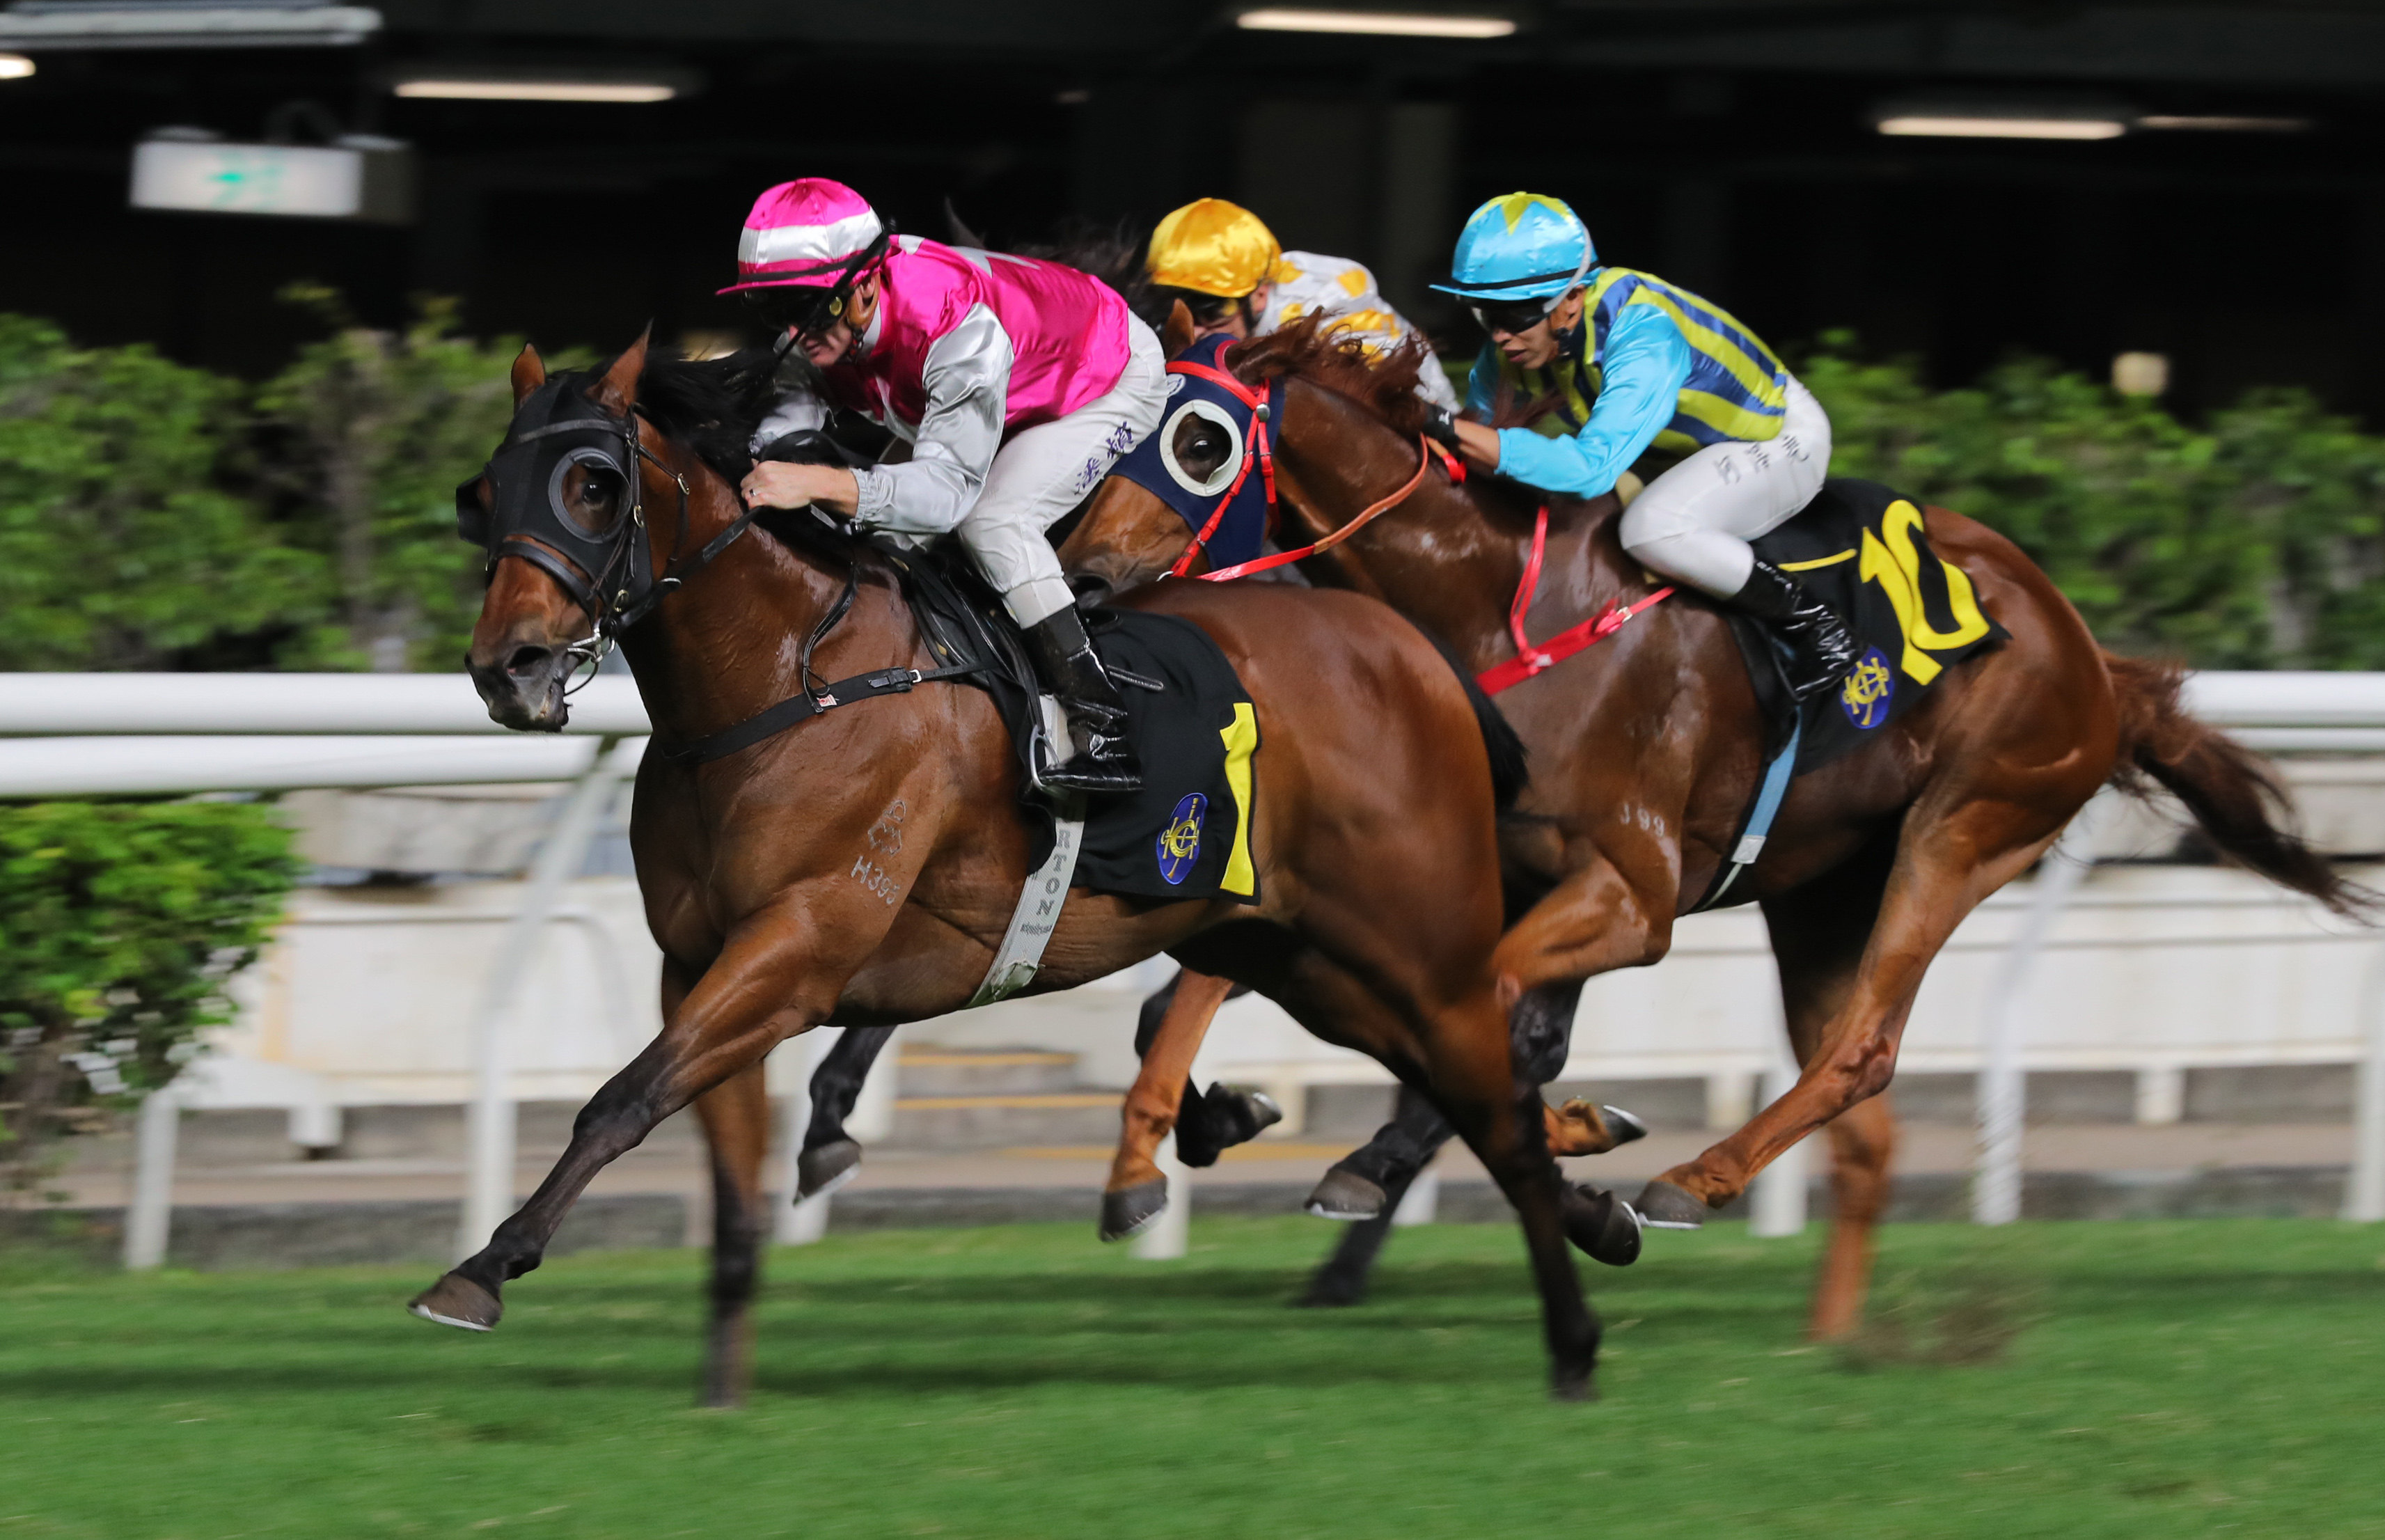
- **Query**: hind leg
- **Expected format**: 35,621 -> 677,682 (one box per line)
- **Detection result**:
1266,949 -> 1600,1399
797,1026 -> 895,1200
1758,833 -> 1900,1338
694,1062 -> 771,1408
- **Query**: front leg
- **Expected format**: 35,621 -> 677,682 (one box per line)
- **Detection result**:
409,910 -> 849,1331
1101,968 -> 1236,1241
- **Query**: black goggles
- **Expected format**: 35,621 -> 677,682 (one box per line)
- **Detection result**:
742,282 -> 851,337
1468,297 -> 1561,336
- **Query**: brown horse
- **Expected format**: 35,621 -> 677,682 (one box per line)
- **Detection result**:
1057,313 -> 2367,1337
409,334 -> 1613,1401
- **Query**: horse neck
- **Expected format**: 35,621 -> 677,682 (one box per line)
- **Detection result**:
616,450 -> 895,743
1280,383 -> 1630,672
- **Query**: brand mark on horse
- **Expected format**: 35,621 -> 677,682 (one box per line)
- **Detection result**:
865,799 -> 907,854
849,853 -> 902,905
1155,793 -> 1206,886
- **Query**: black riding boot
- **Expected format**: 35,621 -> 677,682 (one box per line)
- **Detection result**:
1731,558 -> 1861,702
1022,608 -> 1144,794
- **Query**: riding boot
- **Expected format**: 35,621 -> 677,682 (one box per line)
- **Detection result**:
1731,558 -> 1861,702
1022,608 -> 1144,794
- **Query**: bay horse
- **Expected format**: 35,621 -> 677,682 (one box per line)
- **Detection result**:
1055,311 -> 2368,1337
409,333 -> 1614,1401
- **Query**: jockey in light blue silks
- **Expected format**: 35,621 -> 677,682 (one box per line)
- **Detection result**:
1422,193 -> 1858,699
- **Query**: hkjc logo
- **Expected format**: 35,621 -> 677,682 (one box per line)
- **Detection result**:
1841,646 -> 1894,730
1155,792 -> 1206,886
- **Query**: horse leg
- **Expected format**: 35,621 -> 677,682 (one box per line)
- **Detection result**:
1101,968 -> 1237,1241
1758,833 -> 1900,1338
796,1025 -> 895,1200
1635,789 -> 2083,1223
1268,952 -> 1600,1401
1140,973 -> 1272,1167
1299,1087 -> 1442,1307
410,927 -> 833,1332
693,1061 -> 769,1408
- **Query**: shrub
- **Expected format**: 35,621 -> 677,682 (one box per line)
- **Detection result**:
0,802 -> 300,1200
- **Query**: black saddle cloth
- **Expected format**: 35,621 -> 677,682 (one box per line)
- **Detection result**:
1724,477 -> 2008,777
842,534 -> 1261,908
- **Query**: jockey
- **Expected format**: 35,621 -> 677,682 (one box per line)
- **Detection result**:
725,178 -> 1166,793
1144,198 -> 1461,412
1428,193 -> 1857,699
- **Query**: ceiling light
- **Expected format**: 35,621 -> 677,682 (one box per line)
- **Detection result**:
0,51 -> 33,77
1877,113 -> 2125,141
0,3 -> 379,49
387,68 -> 690,103
1235,8 -> 1515,38
2136,114 -> 2309,133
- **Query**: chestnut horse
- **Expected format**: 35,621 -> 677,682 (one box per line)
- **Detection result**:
1057,315 -> 2367,1337
409,335 -> 1612,1401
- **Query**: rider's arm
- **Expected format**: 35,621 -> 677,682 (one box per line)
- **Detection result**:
849,304 -> 1013,535
1493,302 -> 1692,498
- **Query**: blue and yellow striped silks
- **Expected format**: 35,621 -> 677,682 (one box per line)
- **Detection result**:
1490,268 -> 1789,453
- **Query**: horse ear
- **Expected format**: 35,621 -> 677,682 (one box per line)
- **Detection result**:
510,344 -> 546,404
1162,299 -> 1197,359
589,325 -> 652,416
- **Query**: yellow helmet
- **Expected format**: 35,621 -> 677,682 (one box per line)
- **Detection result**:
1147,198 -> 1282,299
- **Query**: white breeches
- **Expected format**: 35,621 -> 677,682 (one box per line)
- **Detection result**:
959,317 -> 1167,627
1618,375 -> 1832,597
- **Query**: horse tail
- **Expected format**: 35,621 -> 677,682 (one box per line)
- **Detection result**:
2103,651 -> 2376,919
1412,623 -> 1529,811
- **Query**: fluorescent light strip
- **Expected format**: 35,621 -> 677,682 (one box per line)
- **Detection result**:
394,79 -> 677,103
2136,115 -> 2308,133
1877,115 -> 2125,141
1236,8 -> 1515,37
0,52 -> 34,79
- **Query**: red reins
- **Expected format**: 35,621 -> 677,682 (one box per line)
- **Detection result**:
1165,360 -> 1278,580
1476,498 -> 1673,694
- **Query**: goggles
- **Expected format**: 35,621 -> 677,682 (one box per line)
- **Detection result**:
1468,296 -> 1564,336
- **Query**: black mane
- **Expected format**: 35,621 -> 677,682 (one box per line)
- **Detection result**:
615,347 -> 784,488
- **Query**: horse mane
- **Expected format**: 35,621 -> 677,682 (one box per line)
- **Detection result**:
631,347 -> 784,487
1223,315 -> 1435,439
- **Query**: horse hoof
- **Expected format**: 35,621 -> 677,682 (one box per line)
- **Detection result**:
408,1271 -> 502,1332
1602,1105 -> 1650,1147
1099,1179 -> 1169,1243
1560,1184 -> 1643,1267
796,1140 -> 861,1200
1633,1179 -> 1708,1230
1243,1090 -> 1284,1136
1303,1169 -> 1385,1222
1550,1368 -> 1600,1403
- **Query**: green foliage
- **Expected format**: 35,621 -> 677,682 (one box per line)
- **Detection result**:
1802,334 -> 2385,668
255,288 -> 541,672
0,801 -> 299,1196
0,315 -> 320,670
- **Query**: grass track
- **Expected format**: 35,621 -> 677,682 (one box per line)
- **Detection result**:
4,1218 -> 2383,1539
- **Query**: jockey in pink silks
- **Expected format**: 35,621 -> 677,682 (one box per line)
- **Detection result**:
725,178 -> 1165,794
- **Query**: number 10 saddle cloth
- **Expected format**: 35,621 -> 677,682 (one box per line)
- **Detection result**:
1732,477 -> 2010,777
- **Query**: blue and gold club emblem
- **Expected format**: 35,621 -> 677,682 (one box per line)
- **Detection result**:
1841,646 -> 1894,730
1155,792 -> 1207,886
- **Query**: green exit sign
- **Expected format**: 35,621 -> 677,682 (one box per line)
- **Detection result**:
130,134 -> 414,223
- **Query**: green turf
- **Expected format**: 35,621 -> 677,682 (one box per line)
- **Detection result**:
4,1218 -> 2382,1539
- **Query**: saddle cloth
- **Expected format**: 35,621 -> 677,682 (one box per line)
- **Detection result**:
1722,477 -> 2008,778
858,535 -> 1262,908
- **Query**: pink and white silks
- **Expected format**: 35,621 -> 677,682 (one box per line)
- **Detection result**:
727,179 -> 1165,628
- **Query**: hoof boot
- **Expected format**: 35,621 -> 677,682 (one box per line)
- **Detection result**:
1560,1184 -> 1644,1267
409,1271 -> 502,1332
1303,1168 -> 1386,1222
796,1139 -> 861,1201
1099,1179 -> 1170,1243
1633,1178 -> 1709,1230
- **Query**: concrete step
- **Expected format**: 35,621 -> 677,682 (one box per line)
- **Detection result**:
888,1090 -> 1123,1150
895,1044 -> 1083,1096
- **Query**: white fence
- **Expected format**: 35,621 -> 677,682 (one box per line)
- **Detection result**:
6,670 -> 2385,1266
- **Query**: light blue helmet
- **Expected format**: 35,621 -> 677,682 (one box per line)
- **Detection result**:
1431,192 -> 1596,304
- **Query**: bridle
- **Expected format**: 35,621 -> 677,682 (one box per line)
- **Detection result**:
458,379 -> 760,679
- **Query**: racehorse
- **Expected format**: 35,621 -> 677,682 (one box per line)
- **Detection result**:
408,333 -> 1616,1401
1053,309 -> 2369,1337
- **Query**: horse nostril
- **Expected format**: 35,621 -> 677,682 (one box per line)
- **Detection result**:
506,644 -> 553,676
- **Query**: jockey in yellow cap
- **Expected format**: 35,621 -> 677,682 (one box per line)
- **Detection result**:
1145,198 -> 1460,413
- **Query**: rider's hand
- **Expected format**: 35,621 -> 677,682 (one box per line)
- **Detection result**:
740,460 -> 860,518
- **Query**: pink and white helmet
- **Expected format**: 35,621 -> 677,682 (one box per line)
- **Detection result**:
717,178 -> 891,295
